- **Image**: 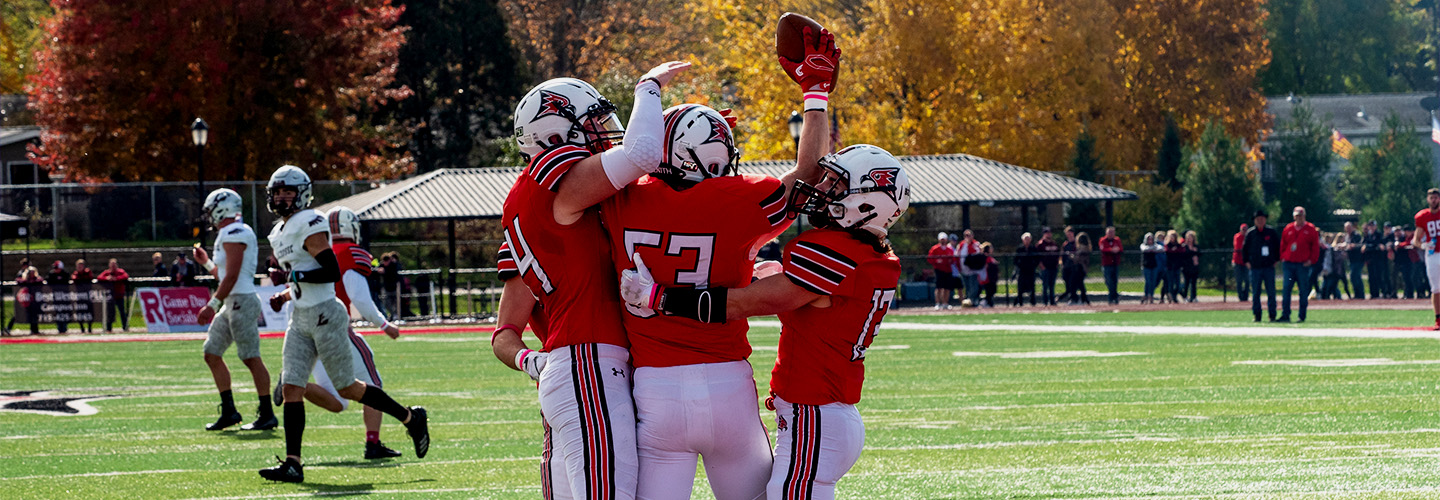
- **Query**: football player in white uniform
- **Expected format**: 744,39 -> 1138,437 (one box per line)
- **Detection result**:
193,188 -> 275,432
269,206 -> 405,460
258,165 -> 429,483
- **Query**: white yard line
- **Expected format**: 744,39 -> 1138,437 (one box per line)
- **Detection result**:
748,320 -> 1440,339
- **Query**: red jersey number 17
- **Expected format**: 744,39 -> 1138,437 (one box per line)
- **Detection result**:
853,288 -> 896,361
504,216 -> 555,294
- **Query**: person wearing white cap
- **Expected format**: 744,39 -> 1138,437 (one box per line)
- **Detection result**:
926,232 -> 956,309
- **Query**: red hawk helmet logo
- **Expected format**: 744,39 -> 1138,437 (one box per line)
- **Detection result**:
534,91 -> 572,120
869,167 -> 899,188
702,115 -> 734,149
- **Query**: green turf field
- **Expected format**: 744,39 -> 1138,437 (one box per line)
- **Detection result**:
6,310 -> 1440,498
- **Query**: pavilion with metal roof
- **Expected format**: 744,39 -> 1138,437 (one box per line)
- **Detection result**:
318,154 -> 1135,314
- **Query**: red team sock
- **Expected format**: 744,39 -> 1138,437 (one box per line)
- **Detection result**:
366,431 -> 379,444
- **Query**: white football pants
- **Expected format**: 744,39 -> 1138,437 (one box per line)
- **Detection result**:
766,397 -> 864,500
634,360 -> 772,500
539,343 -> 638,500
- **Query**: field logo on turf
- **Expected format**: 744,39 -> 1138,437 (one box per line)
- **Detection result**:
0,390 -> 119,416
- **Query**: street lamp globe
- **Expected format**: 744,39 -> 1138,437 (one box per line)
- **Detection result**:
787,111 -> 803,141
191,118 -> 209,147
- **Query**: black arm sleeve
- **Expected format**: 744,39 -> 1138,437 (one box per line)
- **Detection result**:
294,248 -> 342,284
656,287 -> 729,324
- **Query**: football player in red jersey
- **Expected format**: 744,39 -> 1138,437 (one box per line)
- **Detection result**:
493,60 -> 689,500
1412,188 -> 1440,329
268,207 -> 405,460
621,144 -> 910,500
594,29 -> 840,500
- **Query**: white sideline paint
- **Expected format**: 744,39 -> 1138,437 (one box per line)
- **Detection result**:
953,350 -> 1147,358
748,320 -> 1440,340
1234,358 -> 1440,367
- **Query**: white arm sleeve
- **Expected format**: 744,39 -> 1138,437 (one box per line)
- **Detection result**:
343,269 -> 387,326
601,79 -> 665,190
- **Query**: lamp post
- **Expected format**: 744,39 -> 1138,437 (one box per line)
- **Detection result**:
191,118 -> 209,242
787,111 -> 803,151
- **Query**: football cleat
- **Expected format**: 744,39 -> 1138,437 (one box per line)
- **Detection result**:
404,406 -> 430,458
364,441 -> 402,460
258,456 -> 304,483
206,405 -> 243,431
241,414 -> 278,431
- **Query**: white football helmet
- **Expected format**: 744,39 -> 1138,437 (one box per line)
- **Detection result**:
513,78 -> 624,159
654,104 -> 739,183
790,144 -> 911,238
266,165 -> 313,216
202,188 -> 243,227
328,206 -> 362,243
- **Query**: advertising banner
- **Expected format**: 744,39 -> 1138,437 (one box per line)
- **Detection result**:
135,286 -> 294,333
11,283 -> 105,324
135,287 -> 210,333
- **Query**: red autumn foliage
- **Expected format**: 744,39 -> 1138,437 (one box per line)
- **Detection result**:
28,0 -> 413,182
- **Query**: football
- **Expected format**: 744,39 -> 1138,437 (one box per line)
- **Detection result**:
775,12 -> 824,62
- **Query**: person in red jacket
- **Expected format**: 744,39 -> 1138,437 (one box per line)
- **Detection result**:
1279,206 -> 1321,322
926,232 -> 955,309
1233,223 -> 1249,302
96,259 -> 130,332
1098,227 -> 1123,305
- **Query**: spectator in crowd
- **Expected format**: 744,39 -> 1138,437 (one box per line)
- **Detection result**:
1395,227 -> 1416,299
927,232 -> 955,309
1279,206 -> 1320,322
1332,233 -> 1354,299
1182,231 -> 1200,302
1015,232 -> 1039,306
1342,222 -> 1364,299
1164,230 -> 1185,303
96,258 -> 130,333
1362,220 -> 1388,299
1381,223 -> 1397,298
1233,223 -> 1250,302
1407,228 -> 1428,299
5,259 -> 42,335
151,252 -> 167,281
981,242 -> 999,308
1319,233 -> 1341,300
71,259 -> 94,333
947,233 -> 964,302
1099,226 -> 1123,305
1069,232 -> 1093,305
1037,227 -> 1061,306
265,255 -> 287,286
1140,232 -> 1161,304
1307,233 -> 1329,299
46,260 -> 69,333
957,229 -> 983,307
171,252 -> 191,286
1057,227 -> 1079,303
1244,210 -> 1281,321
1154,231 -> 1170,302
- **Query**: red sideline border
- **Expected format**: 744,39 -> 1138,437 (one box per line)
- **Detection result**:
0,325 -> 527,345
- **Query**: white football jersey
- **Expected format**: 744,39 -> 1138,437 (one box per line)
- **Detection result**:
267,209 -> 337,308
213,221 -> 259,296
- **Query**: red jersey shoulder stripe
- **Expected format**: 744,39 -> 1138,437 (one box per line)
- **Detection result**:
348,248 -> 374,276
529,145 -> 590,192
785,241 -> 857,296
759,183 -> 787,227
496,241 -> 518,280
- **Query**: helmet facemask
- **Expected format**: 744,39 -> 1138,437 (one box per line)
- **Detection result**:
576,99 -> 624,154
267,186 -> 300,217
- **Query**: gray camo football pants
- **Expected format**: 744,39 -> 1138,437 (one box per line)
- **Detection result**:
281,299 -> 355,390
